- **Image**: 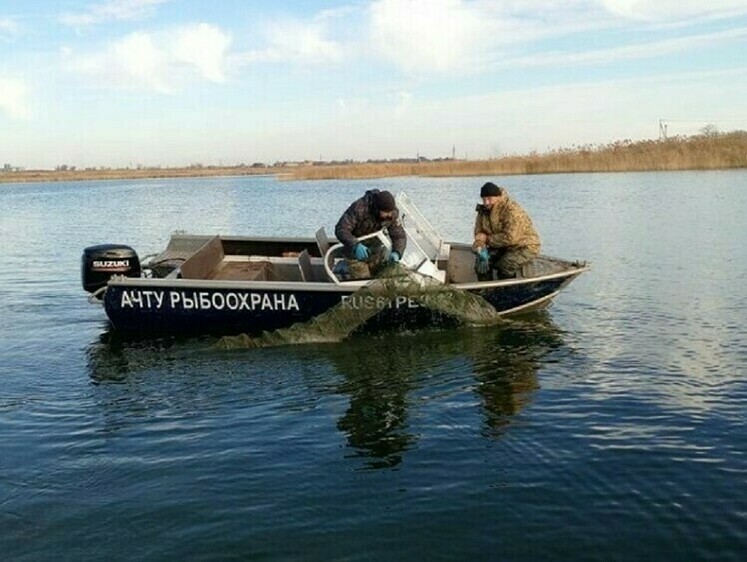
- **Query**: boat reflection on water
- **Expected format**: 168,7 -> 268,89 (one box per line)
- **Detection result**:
86,329 -> 214,385
465,313 -> 566,438
311,311 -> 566,468
322,340 -> 420,470
86,312 -> 565,468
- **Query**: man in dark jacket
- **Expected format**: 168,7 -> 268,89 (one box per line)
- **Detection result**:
335,189 -> 407,279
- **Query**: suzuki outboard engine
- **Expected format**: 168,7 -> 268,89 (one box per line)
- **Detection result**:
82,244 -> 141,296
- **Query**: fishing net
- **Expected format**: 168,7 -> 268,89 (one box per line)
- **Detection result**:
215,264 -> 503,350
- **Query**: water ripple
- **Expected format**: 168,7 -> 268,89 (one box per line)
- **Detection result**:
3,173 -> 747,560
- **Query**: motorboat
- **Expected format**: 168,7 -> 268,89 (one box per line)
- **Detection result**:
81,193 -> 589,336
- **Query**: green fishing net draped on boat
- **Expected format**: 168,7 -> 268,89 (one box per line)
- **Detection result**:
214,264 -> 504,350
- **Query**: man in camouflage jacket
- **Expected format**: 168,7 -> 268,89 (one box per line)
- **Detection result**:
473,182 -> 541,280
335,190 -> 407,279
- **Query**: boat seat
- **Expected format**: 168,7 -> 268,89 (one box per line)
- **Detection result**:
298,249 -> 314,282
315,227 -> 330,257
210,260 -> 273,281
180,235 -> 224,280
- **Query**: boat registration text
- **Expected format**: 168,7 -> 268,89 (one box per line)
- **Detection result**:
119,289 -> 301,311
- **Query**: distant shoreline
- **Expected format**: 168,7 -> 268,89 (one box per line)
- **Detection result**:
0,166 -> 276,185
3,131 -> 746,185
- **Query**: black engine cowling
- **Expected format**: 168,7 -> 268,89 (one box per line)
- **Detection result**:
82,244 -> 141,294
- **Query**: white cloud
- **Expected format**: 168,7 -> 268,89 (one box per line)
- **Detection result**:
0,78 -> 29,119
61,0 -> 171,27
336,90 -> 412,122
599,0 -> 747,21
366,0 -> 747,74
0,17 -> 20,41
171,24 -> 231,82
498,27 -> 747,68
366,0 -> 621,74
309,68 -> 747,161
113,32 -> 170,92
235,18 -> 344,65
369,0 -> 489,73
63,24 -> 231,93
394,91 -> 412,118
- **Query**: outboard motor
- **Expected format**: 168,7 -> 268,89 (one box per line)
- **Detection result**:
82,244 -> 141,295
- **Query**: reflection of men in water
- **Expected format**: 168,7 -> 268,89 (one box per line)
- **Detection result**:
335,190 -> 407,280
466,314 -> 562,436
473,182 -> 541,281
326,317 -> 563,466
326,336 -> 417,469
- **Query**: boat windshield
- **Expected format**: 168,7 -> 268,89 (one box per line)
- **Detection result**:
395,192 -> 449,282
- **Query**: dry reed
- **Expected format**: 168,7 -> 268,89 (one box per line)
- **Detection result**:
3,131 -> 745,184
0,165 -> 273,184
285,131 -> 747,180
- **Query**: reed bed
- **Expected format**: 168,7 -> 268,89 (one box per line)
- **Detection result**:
3,131 -> 745,184
286,131 -> 747,180
0,165 -> 273,184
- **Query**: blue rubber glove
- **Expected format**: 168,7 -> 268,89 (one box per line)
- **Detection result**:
353,243 -> 370,261
389,251 -> 401,263
333,260 -> 350,280
477,248 -> 490,274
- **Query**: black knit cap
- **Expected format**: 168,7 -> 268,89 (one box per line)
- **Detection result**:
373,190 -> 396,212
480,182 -> 503,197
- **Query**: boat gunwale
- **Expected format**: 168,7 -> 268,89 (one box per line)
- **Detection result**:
105,262 -> 590,293
454,264 -> 590,291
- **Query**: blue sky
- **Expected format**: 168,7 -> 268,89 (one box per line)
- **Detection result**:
2,0 -> 747,168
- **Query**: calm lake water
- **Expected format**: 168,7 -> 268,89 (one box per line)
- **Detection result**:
1,171 -> 746,561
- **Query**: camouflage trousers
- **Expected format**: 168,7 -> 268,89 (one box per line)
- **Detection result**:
476,247 -> 538,281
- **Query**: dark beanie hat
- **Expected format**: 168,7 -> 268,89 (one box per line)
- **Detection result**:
480,182 -> 503,197
373,190 -> 396,212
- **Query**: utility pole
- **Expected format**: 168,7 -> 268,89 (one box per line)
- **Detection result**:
658,119 -> 668,140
